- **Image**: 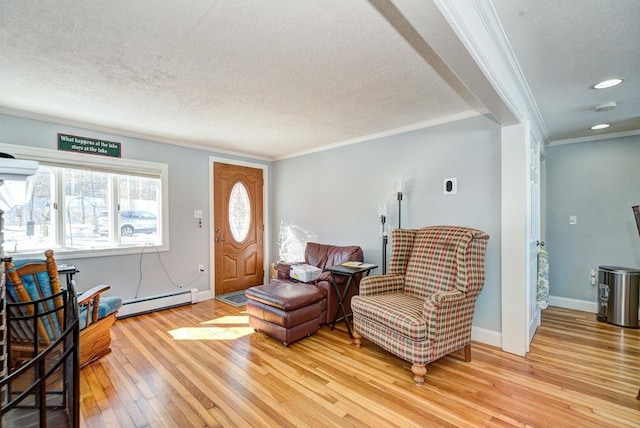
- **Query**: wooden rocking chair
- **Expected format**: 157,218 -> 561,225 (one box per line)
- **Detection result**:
4,249 -> 122,369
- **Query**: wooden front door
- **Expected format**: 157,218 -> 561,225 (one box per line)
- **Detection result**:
214,162 -> 264,295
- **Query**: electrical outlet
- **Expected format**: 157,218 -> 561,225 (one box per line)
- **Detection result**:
198,264 -> 205,272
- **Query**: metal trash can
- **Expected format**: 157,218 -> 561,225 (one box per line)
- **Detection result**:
597,266 -> 640,328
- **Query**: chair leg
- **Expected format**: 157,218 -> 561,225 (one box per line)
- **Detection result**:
464,344 -> 471,362
411,364 -> 427,386
353,329 -> 362,348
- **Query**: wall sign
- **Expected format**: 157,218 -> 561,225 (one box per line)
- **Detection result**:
58,133 -> 121,158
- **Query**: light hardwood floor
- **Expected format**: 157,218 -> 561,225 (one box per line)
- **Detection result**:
79,302 -> 640,427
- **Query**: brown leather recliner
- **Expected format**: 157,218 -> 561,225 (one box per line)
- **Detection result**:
271,242 -> 364,325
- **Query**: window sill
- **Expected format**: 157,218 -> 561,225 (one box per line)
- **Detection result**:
5,243 -> 170,261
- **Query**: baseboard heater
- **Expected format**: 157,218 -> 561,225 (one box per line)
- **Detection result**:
117,288 -> 199,319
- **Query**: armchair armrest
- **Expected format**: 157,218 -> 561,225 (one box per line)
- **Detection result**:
77,284 -> 111,305
77,284 -> 111,325
422,290 -> 469,343
359,275 -> 404,296
424,290 -> 465,307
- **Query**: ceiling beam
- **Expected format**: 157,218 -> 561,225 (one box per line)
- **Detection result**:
383,0 -> 548,144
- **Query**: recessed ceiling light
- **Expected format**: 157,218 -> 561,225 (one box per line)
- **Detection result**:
593,78 -> 623,89
590,123 -> 610,130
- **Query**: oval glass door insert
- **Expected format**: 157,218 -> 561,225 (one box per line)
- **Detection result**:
229,182 -> 251,242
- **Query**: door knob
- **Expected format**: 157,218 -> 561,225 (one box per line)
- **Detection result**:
215,237 -> 225,243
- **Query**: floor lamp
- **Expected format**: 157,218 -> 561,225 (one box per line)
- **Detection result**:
396,181 -> 405,229
378,204 -> 388,274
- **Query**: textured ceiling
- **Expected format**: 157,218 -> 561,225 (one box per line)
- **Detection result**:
0,1 -> 638,159
492,0 -> 640,143
0,0 -> 481,159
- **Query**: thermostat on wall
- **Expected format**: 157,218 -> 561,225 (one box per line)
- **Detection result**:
443,178 -> 457,195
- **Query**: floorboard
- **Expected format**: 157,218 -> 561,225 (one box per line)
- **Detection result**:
79,303 -> 640,427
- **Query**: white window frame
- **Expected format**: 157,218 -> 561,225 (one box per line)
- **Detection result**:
0,142 -> 169,259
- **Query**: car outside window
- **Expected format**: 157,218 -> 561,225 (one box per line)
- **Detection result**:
0,142 -> 167,257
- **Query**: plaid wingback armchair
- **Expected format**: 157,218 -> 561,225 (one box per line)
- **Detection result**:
351,225 -> 489,385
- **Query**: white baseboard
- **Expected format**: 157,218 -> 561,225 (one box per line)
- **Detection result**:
548,295 -> 597,313
198,289 -> 215,302
470,295 -> 638,351
472,326 -> 501,348
548,294 -> 640,319
117,288 -> 199,318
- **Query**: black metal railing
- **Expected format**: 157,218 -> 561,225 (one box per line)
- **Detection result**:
1,287 -> 79,428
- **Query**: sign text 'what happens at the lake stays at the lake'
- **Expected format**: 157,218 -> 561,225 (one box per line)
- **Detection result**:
58,133 -> 122,158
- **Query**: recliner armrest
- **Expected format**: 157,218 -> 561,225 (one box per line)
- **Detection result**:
359,275 -> 404,296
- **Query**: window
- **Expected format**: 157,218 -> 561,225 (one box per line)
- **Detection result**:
0,143 -> 168,257
228,182 -> 250,242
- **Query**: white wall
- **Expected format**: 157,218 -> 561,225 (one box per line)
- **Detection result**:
0,113 -> 268,301
272,115 -> 502,332
546,135 -> 640,303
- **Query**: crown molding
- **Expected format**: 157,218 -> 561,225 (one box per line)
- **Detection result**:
0,107 -> 271,162
274,109 -> 485,161
433,0 -> 548,145
473,1 -> 549,143
549,129 -> 640,146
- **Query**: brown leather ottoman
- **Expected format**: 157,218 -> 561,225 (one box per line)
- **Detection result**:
245,282 -> 323,346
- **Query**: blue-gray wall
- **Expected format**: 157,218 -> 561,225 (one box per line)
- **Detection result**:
272,114 -> 502,332
2,112 -> 503,333
0,113 -> 268,301
545,135 -> 640,302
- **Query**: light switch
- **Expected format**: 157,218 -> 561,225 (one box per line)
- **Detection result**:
569,215 -> 577,225
194,210 -> 203,219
